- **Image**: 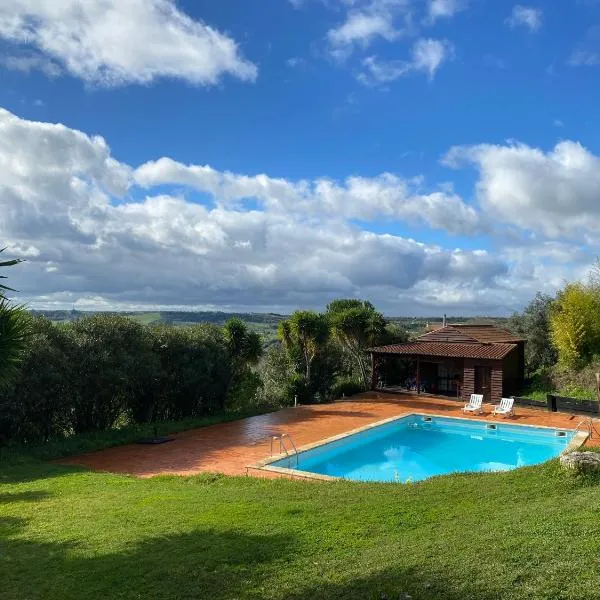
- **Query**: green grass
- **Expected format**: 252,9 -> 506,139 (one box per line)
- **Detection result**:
127,312 -> 162,325
522,388 -> 597,402
3,454 -> 600,599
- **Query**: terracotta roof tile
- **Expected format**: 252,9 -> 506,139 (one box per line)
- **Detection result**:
446,324 -> 524,343
369,341 -> 517,360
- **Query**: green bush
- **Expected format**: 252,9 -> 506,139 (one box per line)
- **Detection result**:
521,363 -> 599,401
0,317 -> 71,444
0,316 -> 253,446
284,373 -> 312,404
330,378 -> 364,399
255,345 -> 295,407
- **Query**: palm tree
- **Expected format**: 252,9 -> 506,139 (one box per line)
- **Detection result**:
0,248 -> 30,388
278,311 -> 329,382
327,299 -> 386,390
0,247 -> 23,298
223,318 -> 263,394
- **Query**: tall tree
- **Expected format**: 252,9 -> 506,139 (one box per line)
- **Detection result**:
278,311 -> 329,382
508,292 -> 557,373
223,318 -> 262,372
550,283 -> 600,367
0,248 -> 30,388
223,318 -> 263,398
326,299 -> 386,390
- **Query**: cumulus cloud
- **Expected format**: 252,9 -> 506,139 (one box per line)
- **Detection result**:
506,5 -> 542,32
427,0 -> 467,22
326,0 -> 412,59
0,0 -> 257,87
0,53 -> 61,77
358,38 -> 453,84
443,140 -> 600,238
0,106 -> 509,313
134,156 -> 479,234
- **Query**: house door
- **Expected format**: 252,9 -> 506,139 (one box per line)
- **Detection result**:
474,366 -> 492,402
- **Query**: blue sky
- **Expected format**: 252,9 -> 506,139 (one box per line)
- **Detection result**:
0,0 -> 599,315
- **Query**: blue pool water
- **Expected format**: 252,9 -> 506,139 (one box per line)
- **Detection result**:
272,415 -> 574,483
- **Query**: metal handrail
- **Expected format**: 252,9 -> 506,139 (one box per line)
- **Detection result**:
270,433 -> 299,467
573,416 -> 600,441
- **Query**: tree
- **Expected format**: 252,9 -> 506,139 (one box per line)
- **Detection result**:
223,318 -> 263,378
326,299 -> 386,390
223,318 -> 263,408
278,311 -> 329,382
508,292 -> 557,373
550,283 -> 600,367
0,248 -> 30,388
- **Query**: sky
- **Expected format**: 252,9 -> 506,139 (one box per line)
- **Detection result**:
0,0 -> 599,316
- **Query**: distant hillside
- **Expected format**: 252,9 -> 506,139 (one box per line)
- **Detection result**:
29,310 -> 509,345
29,310 -> 287,344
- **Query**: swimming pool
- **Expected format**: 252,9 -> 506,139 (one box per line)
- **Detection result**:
267,414 -> 581,483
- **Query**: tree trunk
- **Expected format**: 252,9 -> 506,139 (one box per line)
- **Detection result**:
358,354 -> 369,390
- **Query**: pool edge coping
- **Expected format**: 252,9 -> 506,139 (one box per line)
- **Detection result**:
249,412 -> 588,482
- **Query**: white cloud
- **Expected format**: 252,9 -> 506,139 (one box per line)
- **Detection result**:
326,0 -> 412,59
568,50 -> 600,66
358,38 -> 453,84
0,0 -> 257,87
411,38 -> 453,78
0,53 -> 61,77
0,106 -> 512,314
328,12 -> 399,47
286,57 -> 306,68
506,5 -> 542,32
134,156 -> 479,234
427,0 -> 467,22
443,140 -> 600,238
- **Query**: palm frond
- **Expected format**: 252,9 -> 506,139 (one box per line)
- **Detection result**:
0,298 -> 31,387
0,247 -> 23,297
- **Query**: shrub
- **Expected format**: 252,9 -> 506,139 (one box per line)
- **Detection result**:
67,315 -> 157,433
1,317 -> 238,445
148,324 -> 231,420
284,373 -> 312,404
330,378 -> 364,399
255,345 -> 295,408
0,317 -> 71,444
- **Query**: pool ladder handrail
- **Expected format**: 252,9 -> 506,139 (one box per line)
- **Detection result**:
575,417 -> 596,439
270,433 -> 299,467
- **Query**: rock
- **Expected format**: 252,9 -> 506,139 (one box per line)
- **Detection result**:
560,451 -> 600,473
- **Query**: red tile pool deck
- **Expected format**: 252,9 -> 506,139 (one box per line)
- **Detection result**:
57,392 -> 598,478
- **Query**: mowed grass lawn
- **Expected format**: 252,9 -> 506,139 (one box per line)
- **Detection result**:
3,456 -> 600,600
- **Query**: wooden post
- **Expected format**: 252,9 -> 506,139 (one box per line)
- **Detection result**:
416,358 -> 421,395
370,353 -> 377,390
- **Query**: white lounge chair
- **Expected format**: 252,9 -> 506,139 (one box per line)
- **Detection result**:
492,397 -> 515,417
463,394 -> 484,414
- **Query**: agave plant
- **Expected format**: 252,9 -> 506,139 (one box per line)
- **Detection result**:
0,247 -> 30,387
0,247 -> 23,299
0,298 -> 30,387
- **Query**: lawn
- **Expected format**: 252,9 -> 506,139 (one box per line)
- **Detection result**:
3,454 -> 600,600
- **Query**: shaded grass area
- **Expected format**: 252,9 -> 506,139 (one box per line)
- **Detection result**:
2,407 -> 272,462
3,457 -> 600,599
522,388 -> 597,402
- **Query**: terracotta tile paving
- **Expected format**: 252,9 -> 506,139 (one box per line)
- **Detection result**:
56,392 -> 599,478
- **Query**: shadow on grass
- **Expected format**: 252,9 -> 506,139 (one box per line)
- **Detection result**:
1,515 -> 509,600
286,566 -> 501,600
0,460 -> 87,485
0,490 -> 52,504
1,520 -> 297,600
